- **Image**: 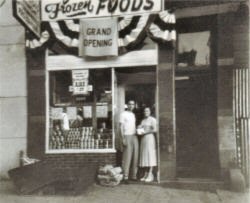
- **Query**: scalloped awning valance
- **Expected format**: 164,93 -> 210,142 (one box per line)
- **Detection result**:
26,10 -> 176,55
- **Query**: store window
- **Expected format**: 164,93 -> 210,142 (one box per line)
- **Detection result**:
47,68 -> 113,152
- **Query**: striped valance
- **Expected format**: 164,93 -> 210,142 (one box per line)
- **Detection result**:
26,10 -> 176,55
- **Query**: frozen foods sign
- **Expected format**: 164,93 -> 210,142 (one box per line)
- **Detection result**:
79,18 -> 118,57
13,0 -> 41,37
41,0 -> 161,21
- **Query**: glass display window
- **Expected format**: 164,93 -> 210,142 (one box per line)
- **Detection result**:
46,68 -> 114,153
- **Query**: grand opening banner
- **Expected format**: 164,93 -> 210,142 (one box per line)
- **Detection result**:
79,17 -> 118,57
41,0 -> 161,21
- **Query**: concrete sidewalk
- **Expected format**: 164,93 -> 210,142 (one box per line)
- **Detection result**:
0,180 -> 249,203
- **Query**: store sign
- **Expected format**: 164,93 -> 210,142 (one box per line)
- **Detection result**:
79,18 -> 118,57
72,70 -> 89,95
13,0 -> 41,37
41,0 -> 161,21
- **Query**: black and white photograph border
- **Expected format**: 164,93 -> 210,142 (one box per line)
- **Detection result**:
0,0 -> 249,202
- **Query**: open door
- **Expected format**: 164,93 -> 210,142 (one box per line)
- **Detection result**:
114,66 -> 159,180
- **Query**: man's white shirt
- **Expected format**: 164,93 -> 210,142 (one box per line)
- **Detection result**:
119,111 -> 136,135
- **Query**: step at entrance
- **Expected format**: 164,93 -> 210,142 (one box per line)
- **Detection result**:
161,178 -> 225,191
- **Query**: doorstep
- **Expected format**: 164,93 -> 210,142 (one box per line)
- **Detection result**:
127,180 -> 159,186
128,178 -> 225,191
160,178 -> 225,191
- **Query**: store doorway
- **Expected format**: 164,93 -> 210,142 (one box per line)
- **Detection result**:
114,66 -> 159,180
125,84 -> 156,125
175,73 -> 220,179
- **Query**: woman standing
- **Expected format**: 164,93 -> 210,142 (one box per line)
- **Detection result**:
138,107 -> 157,182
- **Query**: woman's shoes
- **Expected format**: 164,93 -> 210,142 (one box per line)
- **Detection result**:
144,173 -> 154,183
140,173 -> 148,181
140,173 -> 154,182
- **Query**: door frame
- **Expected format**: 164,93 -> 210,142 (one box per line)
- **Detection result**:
113,66 -> 160,182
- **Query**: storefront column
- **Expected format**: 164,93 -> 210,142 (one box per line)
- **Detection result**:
26,47 -> 46,159
157,44 -> 176,180
217,12 -> 235,180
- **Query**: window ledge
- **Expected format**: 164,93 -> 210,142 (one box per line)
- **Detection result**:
45,148 -> 117,154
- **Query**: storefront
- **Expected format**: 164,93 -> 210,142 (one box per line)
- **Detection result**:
13,0 -> 249,187
45,49 -> 158,154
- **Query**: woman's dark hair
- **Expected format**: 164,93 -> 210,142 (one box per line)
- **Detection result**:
143,107 -> 151,112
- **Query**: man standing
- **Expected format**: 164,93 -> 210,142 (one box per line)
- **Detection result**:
120,100 -> 138,183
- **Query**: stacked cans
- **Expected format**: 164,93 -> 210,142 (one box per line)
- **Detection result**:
49,128 -> 65,149
80,127 -> 95,149
49,127 -> 112,150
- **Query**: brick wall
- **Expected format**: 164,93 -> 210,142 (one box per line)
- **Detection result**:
45,153 -> 116,168
44,153 -> 116,179
40,154 -> 115,192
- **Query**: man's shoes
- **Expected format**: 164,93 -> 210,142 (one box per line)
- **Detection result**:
122,179 -> 129,184
131,176 -> 138,182
144,173 -> 154,183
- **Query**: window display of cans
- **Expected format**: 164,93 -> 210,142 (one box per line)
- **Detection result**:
49,126 -> 112,150
48,68 -> 113,152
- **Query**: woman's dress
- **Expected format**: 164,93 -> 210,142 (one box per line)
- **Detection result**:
139,116 -> 157,167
